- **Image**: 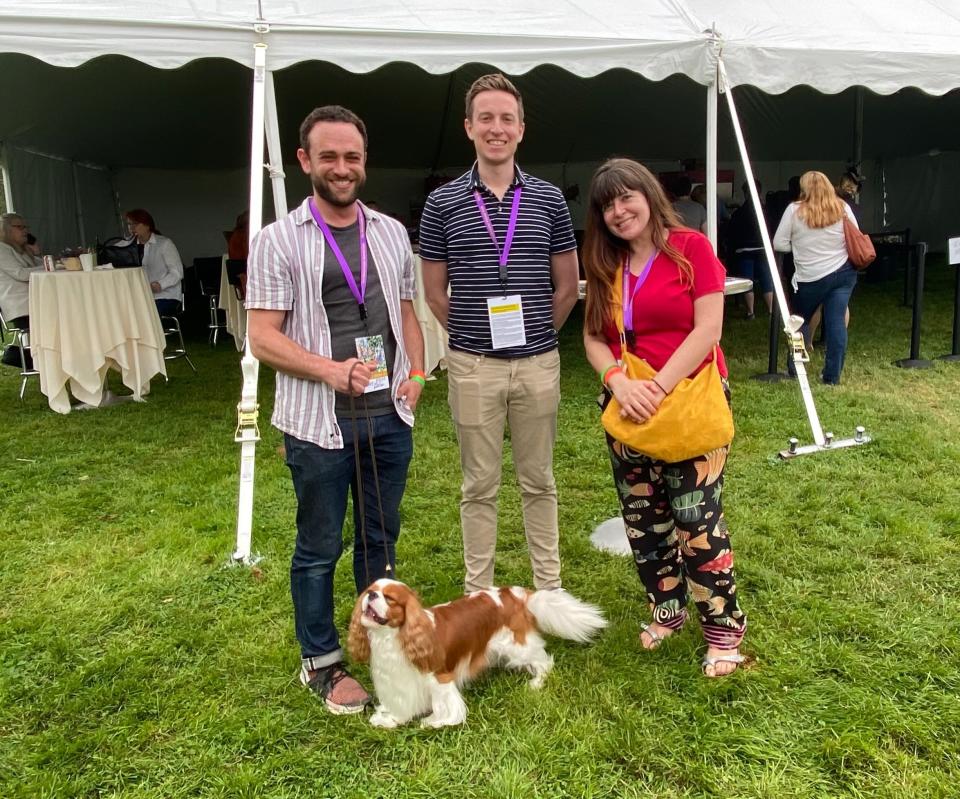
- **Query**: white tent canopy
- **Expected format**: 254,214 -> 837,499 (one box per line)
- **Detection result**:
4,1 -> 960,94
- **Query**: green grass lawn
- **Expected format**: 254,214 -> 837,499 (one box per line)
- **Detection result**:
2,261 -> 959,798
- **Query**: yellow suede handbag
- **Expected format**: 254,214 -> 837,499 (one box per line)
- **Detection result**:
600,268 -> 734,462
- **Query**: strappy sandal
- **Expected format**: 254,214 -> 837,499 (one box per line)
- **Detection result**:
639,623 -> 667,650
701,652 -> 745,677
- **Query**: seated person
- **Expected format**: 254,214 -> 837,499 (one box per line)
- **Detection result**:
227,210 -> 249,261
125,209 -> 184,316
0,213 -> 42,368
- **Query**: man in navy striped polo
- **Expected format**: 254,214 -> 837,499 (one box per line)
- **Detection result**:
419,73 -> 580,594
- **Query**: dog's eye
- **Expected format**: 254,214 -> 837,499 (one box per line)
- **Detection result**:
384,596 -> 396,605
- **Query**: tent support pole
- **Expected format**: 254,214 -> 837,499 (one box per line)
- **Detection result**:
0,146 -> 14,212
264,70 -> 288,218
717,59 -> 870,458
71,161 -> 86,246
706,74 -> 718,250
232,41 -> 268,564
853,87 -> 864,172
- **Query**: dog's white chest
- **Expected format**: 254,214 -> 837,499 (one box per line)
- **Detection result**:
368,629 -> 433,720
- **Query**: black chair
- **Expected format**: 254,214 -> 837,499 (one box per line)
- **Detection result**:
159,285 -> 197,374
226,259 -> 247,302
193,256 -> 227,346
0,311 -> 39,400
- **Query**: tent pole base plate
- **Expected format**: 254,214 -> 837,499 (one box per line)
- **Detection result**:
779,430 -> 871,459
893,358 -> 933,369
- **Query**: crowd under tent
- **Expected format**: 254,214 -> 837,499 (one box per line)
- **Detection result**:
2,1 -> 960,265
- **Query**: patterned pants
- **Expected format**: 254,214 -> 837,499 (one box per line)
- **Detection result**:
607,437 -> 746,649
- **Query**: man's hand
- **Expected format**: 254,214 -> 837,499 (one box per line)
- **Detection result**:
332,358 -> 373,395
396,378 -> 424,412
150,281 -> 161,293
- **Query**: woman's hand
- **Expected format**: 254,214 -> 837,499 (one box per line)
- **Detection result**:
608,373 -> 665,422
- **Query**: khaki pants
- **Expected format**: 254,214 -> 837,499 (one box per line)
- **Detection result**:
446,348 -> 562,592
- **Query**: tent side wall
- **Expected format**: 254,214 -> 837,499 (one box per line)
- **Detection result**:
2,145 -> 116,254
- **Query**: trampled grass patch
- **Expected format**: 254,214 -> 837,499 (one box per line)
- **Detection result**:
1,262 -> 959,798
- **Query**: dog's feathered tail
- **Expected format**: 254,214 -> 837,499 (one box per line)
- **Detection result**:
526,589 -> 607,643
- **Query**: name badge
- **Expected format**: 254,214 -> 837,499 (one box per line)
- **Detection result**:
487,295 -> 526,350
355,335 -> 390,393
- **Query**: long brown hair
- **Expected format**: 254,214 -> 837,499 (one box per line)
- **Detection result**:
796,171 -> 845,228
583,158 -> 691,335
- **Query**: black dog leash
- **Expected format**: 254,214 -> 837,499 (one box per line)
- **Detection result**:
346,361 -> 392,586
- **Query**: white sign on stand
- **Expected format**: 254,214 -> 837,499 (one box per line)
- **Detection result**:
949,237 -> 960,265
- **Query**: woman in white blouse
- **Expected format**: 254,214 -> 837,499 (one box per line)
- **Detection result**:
125,209 -> 184,316
773,171 -> 859,385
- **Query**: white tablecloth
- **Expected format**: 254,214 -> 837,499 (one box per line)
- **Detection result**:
219,257 -> 246,351
724,276 -> 754,296
413,256 -> 448,375
28,268 -> 167,414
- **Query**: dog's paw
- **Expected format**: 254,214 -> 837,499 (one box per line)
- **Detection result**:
420,713 -> 464,729
528,674 -> 547,690
370,707 -> 401,728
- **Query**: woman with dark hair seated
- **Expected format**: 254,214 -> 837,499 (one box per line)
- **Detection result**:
125,209 -> 184,316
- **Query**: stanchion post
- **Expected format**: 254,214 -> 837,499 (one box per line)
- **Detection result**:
940,236 -> 960,362
752,296 -> 789,382
894,242 -> 932,369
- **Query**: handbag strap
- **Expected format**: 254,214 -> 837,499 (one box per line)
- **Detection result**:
612,262 -> 720,368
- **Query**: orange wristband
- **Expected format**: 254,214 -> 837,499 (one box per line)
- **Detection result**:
601,365 -> 622,387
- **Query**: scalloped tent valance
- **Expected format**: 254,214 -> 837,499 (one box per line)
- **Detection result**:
2,0 -> 960,95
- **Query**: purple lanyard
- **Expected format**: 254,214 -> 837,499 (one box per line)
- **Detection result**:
309,198 -> 369,320
621,250 -> 657,347
473,187 -> 522,294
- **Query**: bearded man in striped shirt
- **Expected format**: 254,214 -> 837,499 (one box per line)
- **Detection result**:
246,105 -> 425,715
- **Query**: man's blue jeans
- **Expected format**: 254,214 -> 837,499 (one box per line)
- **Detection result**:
791,263 -> 858,384
284,411 -> 413,668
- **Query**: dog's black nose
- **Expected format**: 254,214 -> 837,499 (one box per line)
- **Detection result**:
367,590 -> 378,601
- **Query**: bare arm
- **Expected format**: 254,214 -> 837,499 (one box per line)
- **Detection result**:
247,308 -> 371,395
550,248 -> 580,330
652,292 -> 724,393
584,328 -> 660,423
420,258 -> 449,330
396,299 -> 424,411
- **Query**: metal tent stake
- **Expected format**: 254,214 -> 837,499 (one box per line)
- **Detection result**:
718,57 -> 872,460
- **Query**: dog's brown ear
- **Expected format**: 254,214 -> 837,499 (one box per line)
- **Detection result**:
347,594 -> 370,663
398,591 -> 440,672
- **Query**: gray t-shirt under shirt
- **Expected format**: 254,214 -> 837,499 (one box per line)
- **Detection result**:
322,220 -> 397,416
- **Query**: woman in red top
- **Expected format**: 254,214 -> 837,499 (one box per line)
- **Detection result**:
583,158 -> 746,677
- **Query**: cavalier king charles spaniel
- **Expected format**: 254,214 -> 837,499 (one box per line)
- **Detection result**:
348,579 -> 606,728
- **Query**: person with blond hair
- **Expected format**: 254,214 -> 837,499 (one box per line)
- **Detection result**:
773,170 -> 859,385
582,158 -> 747,677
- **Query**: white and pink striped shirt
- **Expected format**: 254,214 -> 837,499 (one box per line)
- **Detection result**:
246,198 -> 417,448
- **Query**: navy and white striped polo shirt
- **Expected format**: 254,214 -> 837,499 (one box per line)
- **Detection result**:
419,163 -> 576,358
